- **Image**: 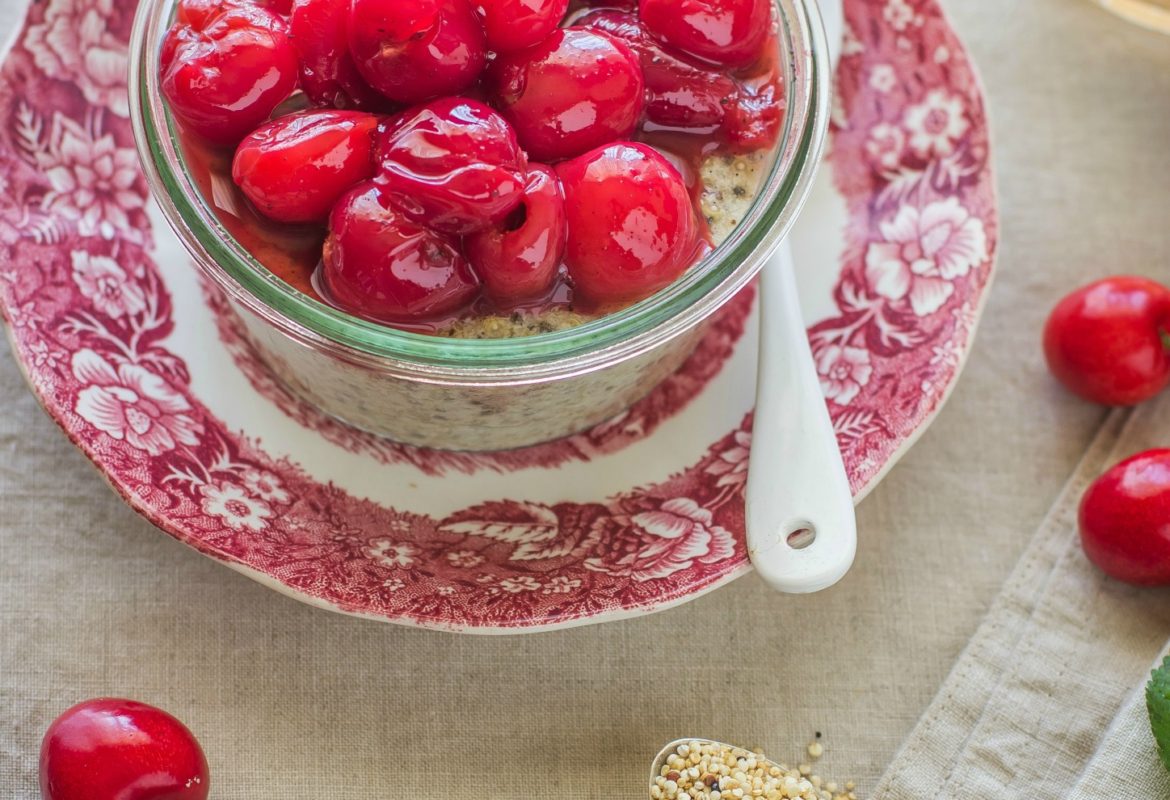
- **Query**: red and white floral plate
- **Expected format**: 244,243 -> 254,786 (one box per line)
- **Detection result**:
0,0 -> 996,632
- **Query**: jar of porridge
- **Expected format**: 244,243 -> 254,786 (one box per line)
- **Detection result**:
129,0 -> 832,451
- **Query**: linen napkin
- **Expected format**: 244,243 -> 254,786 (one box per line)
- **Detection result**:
875,401 -> 1170,799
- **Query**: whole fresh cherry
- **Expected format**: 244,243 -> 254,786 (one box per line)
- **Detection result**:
161,4 -> 298,145
322,183 -> 480,322
639,0 -> 771,68
1080,449 -> 1170,586
556,142 -> 699,305
290,0 -> 387,109
348,0 -> 486,105
1043,276 -> 1170,406
466,164 -> 566,304
487,27 -> 644,162
233,109 -> 380,224
375,97 -> 528,234
474,0 -> 569,52
40,698 -> 209,800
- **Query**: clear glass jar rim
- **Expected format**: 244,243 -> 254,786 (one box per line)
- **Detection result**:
129,0 -> 831,379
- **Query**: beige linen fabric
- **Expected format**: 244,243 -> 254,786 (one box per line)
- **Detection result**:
3,0 -> 1170,797
1069,645 -> 1170,800
875,404 -> 1170,798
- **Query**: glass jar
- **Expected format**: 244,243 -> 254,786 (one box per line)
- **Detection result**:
128,0 -> 831,451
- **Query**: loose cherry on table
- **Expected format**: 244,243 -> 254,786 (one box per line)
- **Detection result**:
322,182 -> 481,322
375,97 -> 528,235
348,0 -> 486,105
639,0 -> 771,68
1080,449 -> 1170,586
40,698 -> 210,800
556,142 -> 699,305
474,0 -> 569,52
290,0 -> 388,110
487,27 -> 645,162
465,164 -> 567,304
1043,276 -> 1170,406
161,3 -> 299,145
232,109 -> 380,224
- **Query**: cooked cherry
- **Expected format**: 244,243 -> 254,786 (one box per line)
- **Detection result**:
487,28 -> 644,162
348,0 -> 486,105
580,10 -> 735,133
555,142 -> 699,304
576,0 -> 636,7
465,164 -> 566,304
375,97 -> 527,235
290,0 -> 387,109
323,183 -> 480,321
474,0 -> 568,52
175,0 -> 240,28
723,78 -> 783,150
233,110 -> 379,224
161,5 -> 298,145
639,0 -> 771,68
579,10 -> 782,148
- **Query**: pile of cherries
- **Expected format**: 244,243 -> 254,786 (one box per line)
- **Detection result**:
160,0 -> 783,327
1043,276 -> 1170,587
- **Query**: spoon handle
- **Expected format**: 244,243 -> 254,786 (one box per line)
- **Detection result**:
745,240 -> 857,594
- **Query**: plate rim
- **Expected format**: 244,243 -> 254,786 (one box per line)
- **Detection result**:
0,0 -> 999,632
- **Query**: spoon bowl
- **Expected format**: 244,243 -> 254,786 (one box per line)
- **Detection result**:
649,738 -> 833,800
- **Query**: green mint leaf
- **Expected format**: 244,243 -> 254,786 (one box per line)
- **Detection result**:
1147,656 -> 1170,774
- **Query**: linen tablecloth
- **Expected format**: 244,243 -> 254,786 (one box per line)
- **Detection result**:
3,0 -> 1170,796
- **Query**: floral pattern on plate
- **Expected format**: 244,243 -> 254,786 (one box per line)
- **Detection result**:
0,0 -> 996,631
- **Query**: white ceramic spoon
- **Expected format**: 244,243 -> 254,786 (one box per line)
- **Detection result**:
744,0 -> 853,594
746,243 -> 856,593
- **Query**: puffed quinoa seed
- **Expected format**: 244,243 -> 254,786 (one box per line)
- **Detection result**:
652,742 -> 857,800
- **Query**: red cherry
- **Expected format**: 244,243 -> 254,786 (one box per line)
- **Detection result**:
40,698 -> 209,800
174,0 -> 292,26
487,28 -> 644,162
375,97 -> 527,235
290,0 -> 387,109
579,10 -> 735,132
348,0 -> 486,105
1043,276 -> 1170,406
579,10 -> 783,148
466,164 -> 566,304
1080,449 -> 1170,586
161,5 -> 298,145
322,183 -> 480,322
722,78 -> 783,150
638,0 -> 771,68
555,142 -> 699,305
474,0 -> 569,52
175,0 -> 240,28
233,110 -> 379,224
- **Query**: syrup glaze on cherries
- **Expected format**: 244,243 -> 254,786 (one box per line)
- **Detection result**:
164,0 -> 785,334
